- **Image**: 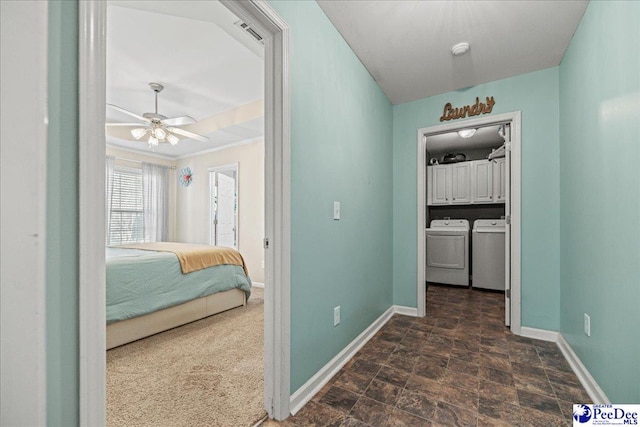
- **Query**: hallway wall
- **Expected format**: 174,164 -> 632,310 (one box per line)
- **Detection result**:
392,68 -> 561,331
559,0 -> 640,403
270,1 -> 394,392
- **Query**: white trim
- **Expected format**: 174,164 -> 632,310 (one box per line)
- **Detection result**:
108,136 -> 264,162
393,305 -> 419,317
0,1 -> 48,424
519,327 -> 558,342
105,143 -> 177,161
79,1 -> 107,426
290,307 -> 396,415
557,334 -> 610,404
416,111 -> 522,335
252,282 -> 265,288
79,0 -> 291,423
175,137 -> 264,160
222,0 -> 291,420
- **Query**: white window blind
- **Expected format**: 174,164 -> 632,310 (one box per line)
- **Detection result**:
108,165 -> 143,245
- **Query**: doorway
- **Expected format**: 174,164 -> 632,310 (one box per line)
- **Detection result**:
78,0 -> 291,423
210,164 -> 239,249
416,111 -> 522,335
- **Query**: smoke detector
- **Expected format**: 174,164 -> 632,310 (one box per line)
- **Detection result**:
451,42 -> 470,56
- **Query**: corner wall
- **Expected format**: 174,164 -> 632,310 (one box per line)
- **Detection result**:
392,68 -> 561,331
269,0 -> 394,392
175,140 -> 265,283
559,0 -> 640,403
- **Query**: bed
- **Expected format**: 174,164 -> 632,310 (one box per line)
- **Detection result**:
106,242 -> 252,349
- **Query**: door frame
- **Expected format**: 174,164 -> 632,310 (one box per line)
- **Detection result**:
209,163 -> 239,248
416,111 -> 522,335
78,0 -> 291,423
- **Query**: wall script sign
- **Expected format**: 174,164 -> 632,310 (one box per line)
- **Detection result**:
440,96 -> 496,122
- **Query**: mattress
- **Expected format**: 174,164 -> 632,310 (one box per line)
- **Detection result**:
106,246 -> 251,324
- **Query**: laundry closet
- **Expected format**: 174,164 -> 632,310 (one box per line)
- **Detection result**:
425,124 -> 508,292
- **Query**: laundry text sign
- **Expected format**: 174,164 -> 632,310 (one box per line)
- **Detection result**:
440,96 -> 496,122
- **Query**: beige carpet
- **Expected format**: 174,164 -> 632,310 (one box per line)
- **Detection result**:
107,287 -> 266,427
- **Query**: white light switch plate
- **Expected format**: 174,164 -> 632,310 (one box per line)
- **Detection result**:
333,201 -> 341,220
334,306 -> 340,326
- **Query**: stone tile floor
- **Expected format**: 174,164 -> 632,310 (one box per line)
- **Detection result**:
262,284 -> 590,426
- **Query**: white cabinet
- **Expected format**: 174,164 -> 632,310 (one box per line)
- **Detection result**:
493,158 -> 506,202
471,160 -> 493,203
430,165 -> 450,205
450,163 -> 471,204
428,159 -> 505,205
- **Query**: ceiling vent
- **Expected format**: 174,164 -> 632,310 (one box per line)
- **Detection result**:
234,20 -> 264,45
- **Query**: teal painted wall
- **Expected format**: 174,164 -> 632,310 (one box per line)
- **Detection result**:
46,1 -> 79,426
269,0 -> 394,392
47,0 -> 79,425
392,68 -> 561,331
559,1 -> 640,403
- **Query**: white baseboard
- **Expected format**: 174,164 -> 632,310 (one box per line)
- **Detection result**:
393,305 -> 418,317
556,334 -> 610,404
251,282 -> 264,288
289,306 -> 396,414
519,326 -> 559,342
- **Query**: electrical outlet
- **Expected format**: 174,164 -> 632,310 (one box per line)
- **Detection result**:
334,306 -> 340,326
584,313 -> 591,337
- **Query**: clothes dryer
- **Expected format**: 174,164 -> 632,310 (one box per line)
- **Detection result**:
425,219 -> 470,287
472,219 -> 506,291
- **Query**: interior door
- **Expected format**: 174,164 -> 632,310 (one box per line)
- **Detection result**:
215,173 -> 236,248
504,124 -> 512,326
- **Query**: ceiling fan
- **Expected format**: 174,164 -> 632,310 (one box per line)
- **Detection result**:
106,82 -> 209,147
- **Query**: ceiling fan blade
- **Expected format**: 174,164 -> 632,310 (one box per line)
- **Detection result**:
105,122 -> 149,127
162,115 -> 197,126
167,127 -> 209,142
106,103 -> 150,122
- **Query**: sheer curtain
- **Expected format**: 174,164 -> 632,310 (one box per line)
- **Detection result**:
105,156 -> 115,245
142,162 -> 169,242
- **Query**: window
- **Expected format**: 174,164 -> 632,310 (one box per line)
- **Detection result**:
108,165 -> 143,245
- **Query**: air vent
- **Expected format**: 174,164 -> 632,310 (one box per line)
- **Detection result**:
234,20 -> 264,45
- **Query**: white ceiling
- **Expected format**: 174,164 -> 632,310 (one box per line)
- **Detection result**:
106,1 -> 264,158
317,0 -> 589,105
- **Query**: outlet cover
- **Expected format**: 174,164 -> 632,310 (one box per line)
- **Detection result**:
334,306 -> 340,326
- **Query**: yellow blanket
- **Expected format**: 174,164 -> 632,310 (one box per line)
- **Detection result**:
118,242 -> 248,275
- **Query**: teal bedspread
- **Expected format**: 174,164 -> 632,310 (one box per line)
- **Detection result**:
106,247 -> 251,324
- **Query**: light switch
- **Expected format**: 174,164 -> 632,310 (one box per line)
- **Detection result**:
333,201 -> 341,220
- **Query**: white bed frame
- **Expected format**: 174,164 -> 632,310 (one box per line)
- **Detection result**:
107,288 -> 246,350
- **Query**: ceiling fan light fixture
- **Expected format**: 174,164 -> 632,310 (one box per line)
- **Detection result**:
458,128 -> 477,138
451,42 -> 470,56
167,133 -> 179,146
148,136 -> 159,147
153,127 -> 167,140
131,127 -> 147,140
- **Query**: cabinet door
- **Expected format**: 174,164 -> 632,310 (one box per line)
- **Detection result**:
472,160 -> 493,203
431,165 -> 450,204
451,163 -> 470,204
493,158 -> 506,202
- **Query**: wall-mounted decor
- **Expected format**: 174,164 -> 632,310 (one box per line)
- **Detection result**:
179,167 -> 193,187
440,96 -> 496,122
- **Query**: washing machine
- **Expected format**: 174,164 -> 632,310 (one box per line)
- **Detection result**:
425,219 -> 469,287
472,219 -> 506,291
